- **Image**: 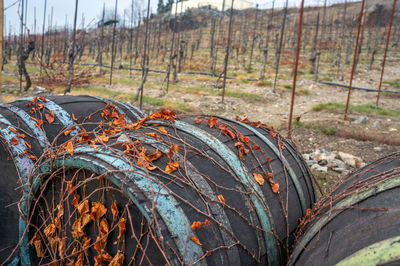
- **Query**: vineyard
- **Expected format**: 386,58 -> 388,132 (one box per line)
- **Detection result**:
0,1 -> 399,185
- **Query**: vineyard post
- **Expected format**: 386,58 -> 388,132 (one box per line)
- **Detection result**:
338,0 -> 347,80
31,6 -> 36,60
272,0 -> 289,92
315,0 -> 327,81
129,0 -> 134,77
110,0 -> 118,85
344,0 -> 366,120
137,0 -> 151,109
376,0 -> 397,106
288,0 -> 305,139
165,0 -> 179,93
39,0 -> 46,77
260,0 -> 275,81
221,0 -> 235,103
18,0 -> 24,91
98,3 -> 105,69
311,12 -> 320,80
64,0 -> 79,94
248,4 -> 258,71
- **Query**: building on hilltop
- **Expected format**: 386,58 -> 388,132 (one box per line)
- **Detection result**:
171,0 -> 254,15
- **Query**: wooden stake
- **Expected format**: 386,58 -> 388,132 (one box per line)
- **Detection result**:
344,0 -> 365,120
376,0 -> 397,106
288,0 -> 305,139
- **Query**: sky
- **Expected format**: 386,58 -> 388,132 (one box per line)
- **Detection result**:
4,0 -> 352,35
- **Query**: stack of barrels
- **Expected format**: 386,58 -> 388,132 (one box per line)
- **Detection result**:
0,95 -> 398,265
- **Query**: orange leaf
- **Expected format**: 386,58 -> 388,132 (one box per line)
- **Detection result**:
191,236 -> 202,246
109,250 -> 125,266
149,109 -> 176,121
72,217 -> 85,238
204,219 -> 210,226
225,128 -> 236,139
72,113 -> 78,121
145,132 -> 160,140
111,201 -> 118,221
29,232 -> 45,258
147,149 -> 163,163
252,144 -> 261,151
91,202 -> 107,220
57,237 -> 66,258
117,218 -> 126,241
17,133 -> 26,138
25,141 -> 32,150
82,237 -> 91,250
30,116 -> 43,129
238,134 -> 250,143
167,144 -> 179,159
191,221 -> 202,230
251,121 -> 262,128
271,183 -> 280,193
71,194 -> 80,207
9,127 -> 18,134
235,142 -> 249,161
98,134 -> 109,143
100,252 -> 113,262
208,116 -> 218,128
100,217 -> 109,236
7,156 -> 12,161
78,200 -> 89,215
158,126 -> 167,134
165,160 -> 179,174
27,153 -> 38,161
44,224 -> 56,238
75,253 -> 85,266
218,194 -> 226,207
94,236 -> 104,255
10,138 -> 18,145
219,124 -> 236,139
64,126 -> 76,136
236,116 -> 249,124
65,141 -> 74,156
253,173 -> 264,186
45,113 -> 55,124
267,172 -> 274,181
81,213 -> 91,228
194,117 -> 203,124
66,181 -> 74,194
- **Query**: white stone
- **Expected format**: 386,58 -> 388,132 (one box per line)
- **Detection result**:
116,134 -> 131,144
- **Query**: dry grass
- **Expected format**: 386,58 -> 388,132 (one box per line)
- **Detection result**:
336,128 -> 400,146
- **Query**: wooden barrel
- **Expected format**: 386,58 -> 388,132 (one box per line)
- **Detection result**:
289,152 -> 400,265
21,112 -> 316,265
0,95 -> 144,264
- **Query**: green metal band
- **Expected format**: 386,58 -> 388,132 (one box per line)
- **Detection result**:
336,235 -> 400,266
